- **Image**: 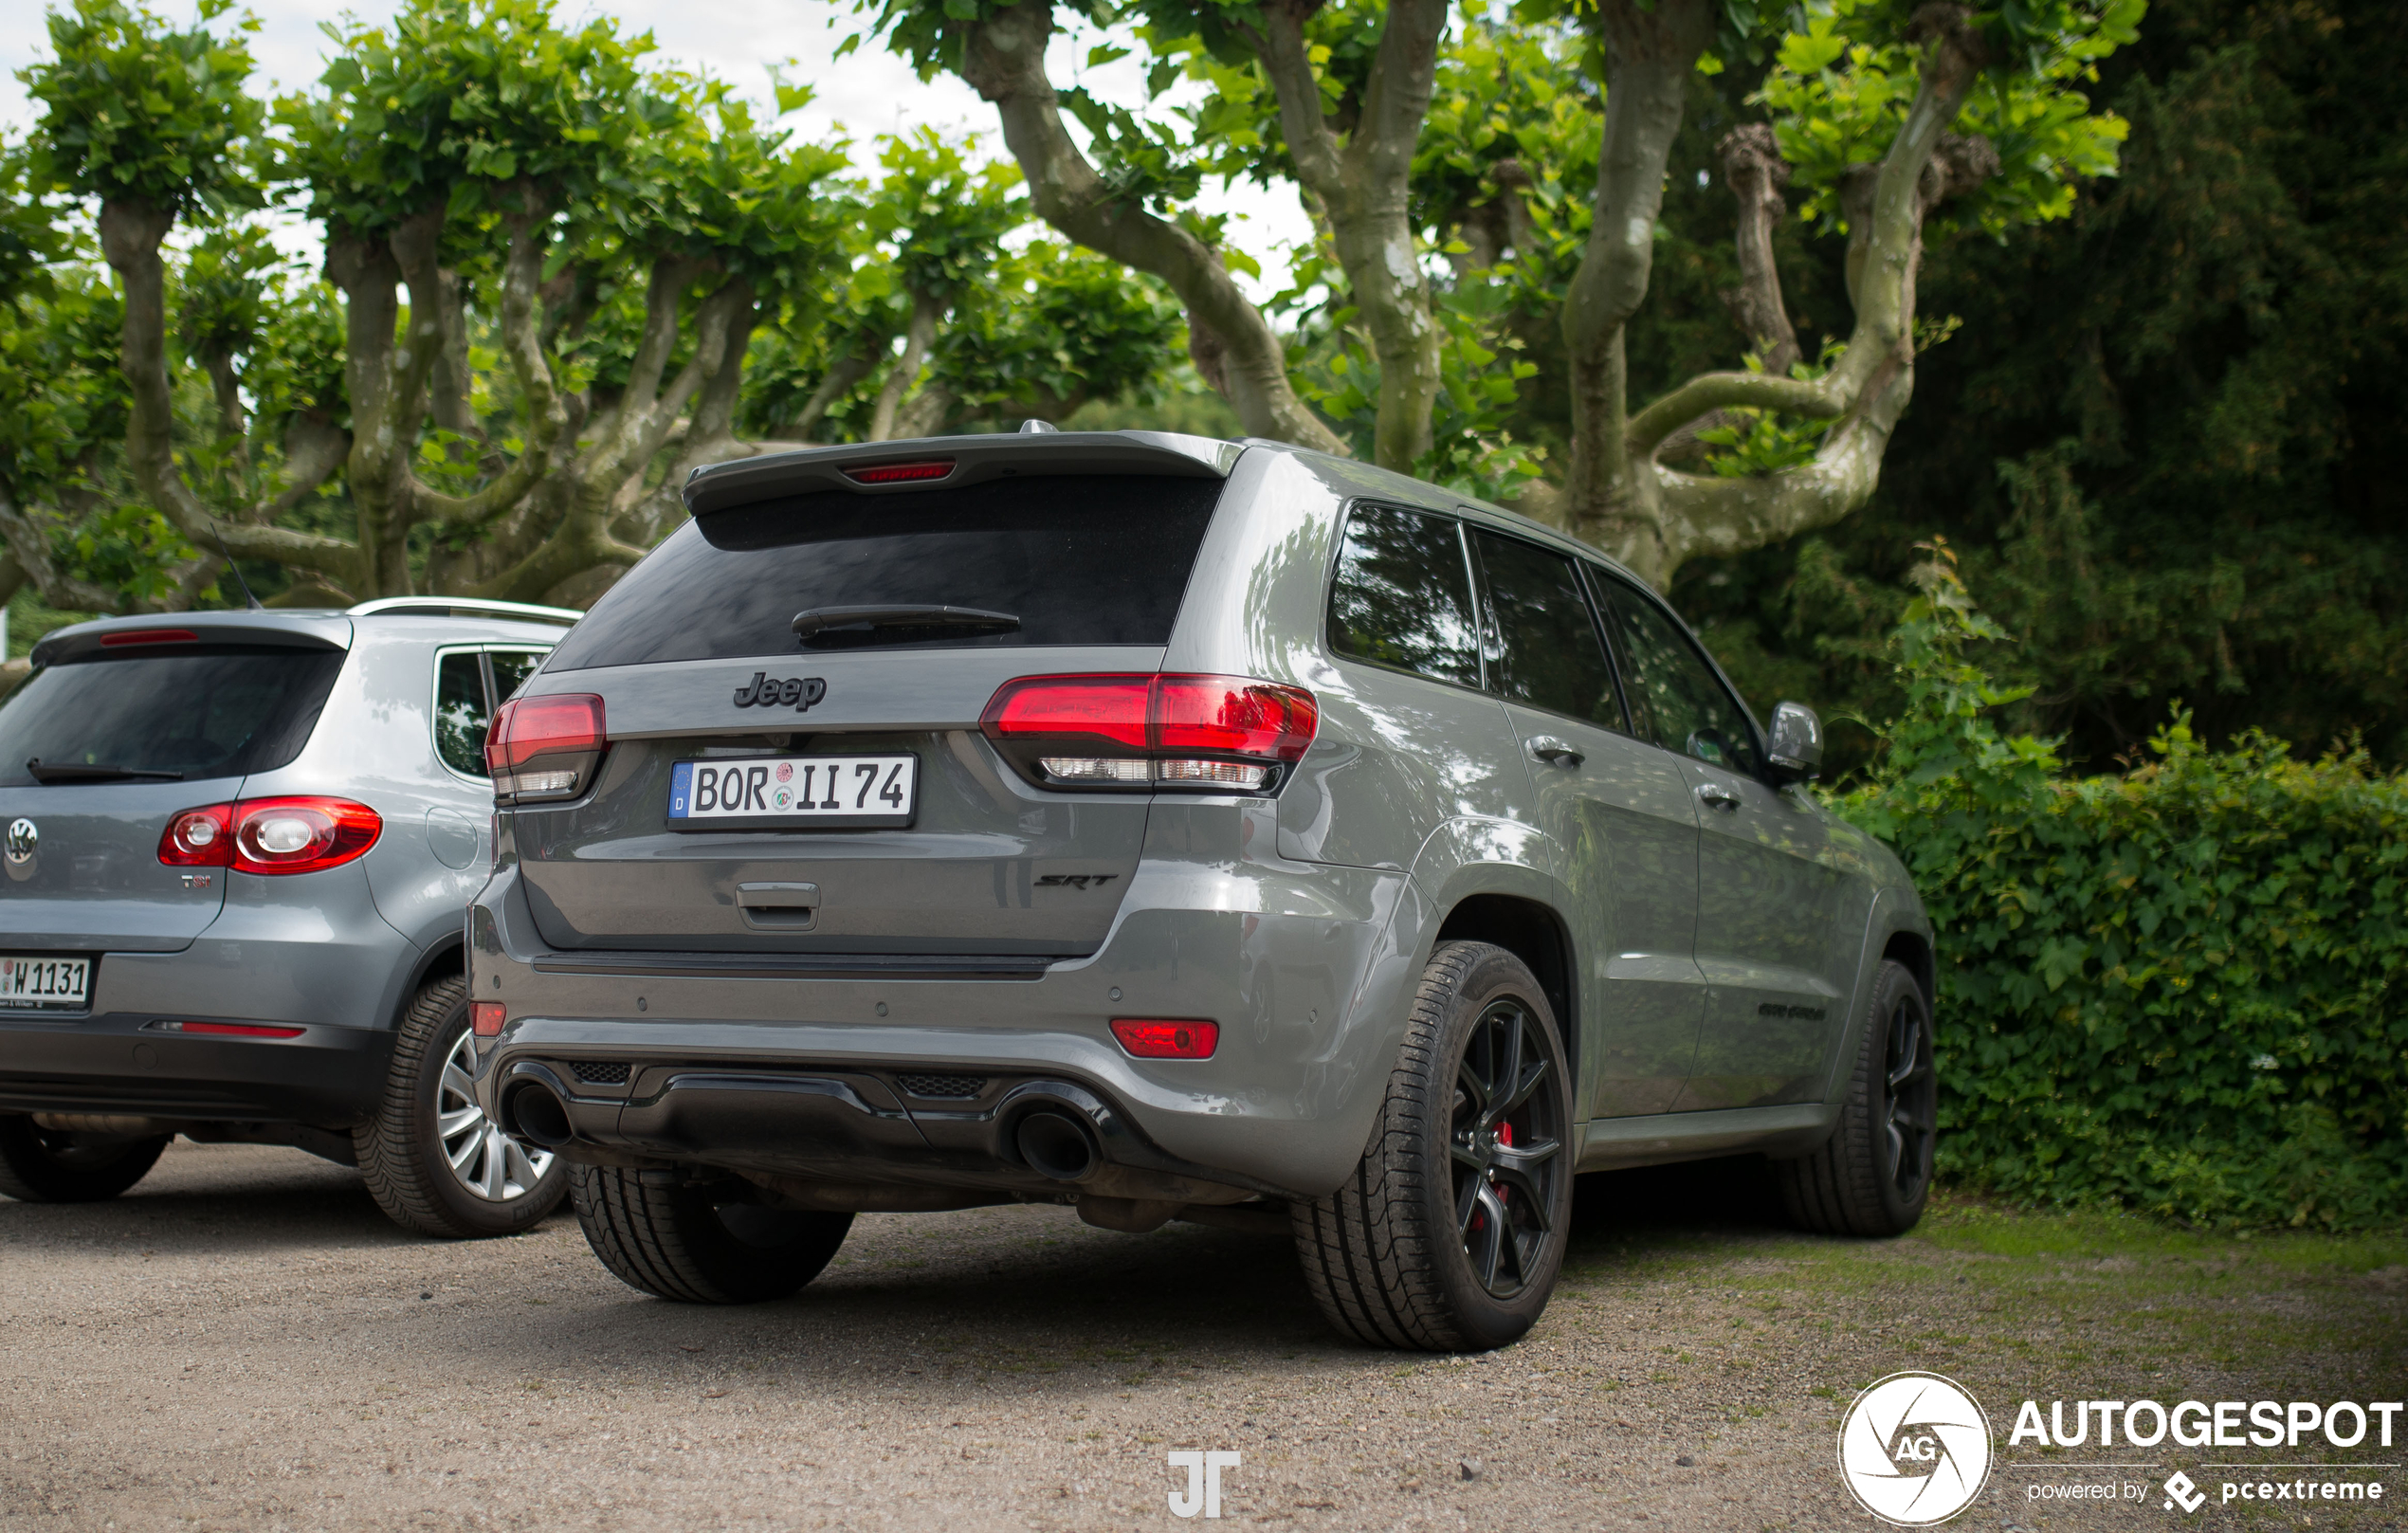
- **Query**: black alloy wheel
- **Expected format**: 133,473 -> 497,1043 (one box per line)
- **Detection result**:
1775,959 -> 1936,1237
1882,986 -> 1937,1205
1450,997 -> 1565,1302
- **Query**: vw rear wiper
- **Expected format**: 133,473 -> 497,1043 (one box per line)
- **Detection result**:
25,758 -> 186,784
791,605 -> 1021,646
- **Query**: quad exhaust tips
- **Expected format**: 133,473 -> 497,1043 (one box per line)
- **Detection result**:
1013,1108 -> 1101,1182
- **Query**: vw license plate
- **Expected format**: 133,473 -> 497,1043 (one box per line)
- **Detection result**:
0,955 -> 90,1010
667,755 -> 917,830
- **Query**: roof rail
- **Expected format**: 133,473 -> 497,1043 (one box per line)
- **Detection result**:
344,596 -> 583,626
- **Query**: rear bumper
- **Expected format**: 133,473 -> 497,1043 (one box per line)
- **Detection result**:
0,1011 -> 393,1125
470,803 -> 1418,1198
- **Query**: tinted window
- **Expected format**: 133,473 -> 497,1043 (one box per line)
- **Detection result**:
0,648 -> 344,786
1596,579 -> 1761,775
1472,531 -> 1624,731
544,475 -> 1225,670
488,650 -> 542,703
433,652 -> 490,776
1326,504 -> 1481,688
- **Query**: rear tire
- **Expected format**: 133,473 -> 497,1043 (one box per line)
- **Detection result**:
0,1115 -> 169,1202
571,1163 -> 854,1305
1291,940 -> 1574,1352
1776,959 -> 1936,1236
356,972 -> 566,1238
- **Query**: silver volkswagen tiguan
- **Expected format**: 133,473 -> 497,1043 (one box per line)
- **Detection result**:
0,598 -> 578,1238
476,431 -> 1939,1350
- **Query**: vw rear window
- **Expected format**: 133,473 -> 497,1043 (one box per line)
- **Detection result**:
0,647 -> 344,786
542,474 -> 1226,671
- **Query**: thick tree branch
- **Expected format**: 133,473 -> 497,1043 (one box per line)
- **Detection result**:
98,199 -> 361,583
1251,0 -> 1449,468
775,348 -> 880,442
1718,123 -> 1801,375
867,288 -> 941,443
961,0 -> 1344,454
1561,0 -> 1715,532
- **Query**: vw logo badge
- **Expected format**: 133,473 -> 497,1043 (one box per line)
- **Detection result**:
4,818 -> 36,867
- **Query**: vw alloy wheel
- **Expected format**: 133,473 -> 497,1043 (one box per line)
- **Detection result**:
435,1028 -> 553,1203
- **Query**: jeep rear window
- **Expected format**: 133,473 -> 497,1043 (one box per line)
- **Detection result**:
0,647 -> 345,786
543,475 -> 1227,671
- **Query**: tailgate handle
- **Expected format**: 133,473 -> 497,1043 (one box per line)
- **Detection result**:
736,882 -> 819,930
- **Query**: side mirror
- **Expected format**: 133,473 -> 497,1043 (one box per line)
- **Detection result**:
1766,701 -> 1823,784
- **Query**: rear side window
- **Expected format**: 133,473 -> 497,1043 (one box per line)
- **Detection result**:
542,475 -> 1225,670
1595,577 -> 1762,775
0,648 -> 345,786
432,648 -> 551,777
1470,530 -> 1625,732
1326,504 -> 1481,688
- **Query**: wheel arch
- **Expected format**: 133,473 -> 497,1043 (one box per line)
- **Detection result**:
392,930 -> 467,1021
1430,892 -> 1578,1088
1881,927 -> 1935,1008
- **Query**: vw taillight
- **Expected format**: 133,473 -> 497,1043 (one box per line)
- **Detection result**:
980,673 -> 1318,793
157,796 -> 381,875
486,694 -> 606,805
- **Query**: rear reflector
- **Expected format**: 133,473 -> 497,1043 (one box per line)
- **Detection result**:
1110,1019 -> 1220,1059
471,1002 -> 506,1037
99,629 -> 197,647
843,460 -> 955,485
150,1020 -> 306,1039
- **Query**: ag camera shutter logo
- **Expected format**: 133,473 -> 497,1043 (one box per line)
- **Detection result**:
1838,1371 -> 1995,1525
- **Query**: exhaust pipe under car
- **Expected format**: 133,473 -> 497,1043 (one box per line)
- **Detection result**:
1013,1108 -> 1100,1182
501,1080 -> 575,1149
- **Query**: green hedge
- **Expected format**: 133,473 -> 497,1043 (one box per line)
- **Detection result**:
1833,551 -> 2408,1229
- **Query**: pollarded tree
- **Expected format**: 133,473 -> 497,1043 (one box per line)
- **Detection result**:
862,0 -> 2139,587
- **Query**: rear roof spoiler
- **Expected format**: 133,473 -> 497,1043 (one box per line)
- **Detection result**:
30,611 -> 354,667
681,431 -> 1245,517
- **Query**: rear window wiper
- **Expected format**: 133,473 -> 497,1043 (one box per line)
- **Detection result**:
791,605 -> 1022,646
25,758 -> 187,784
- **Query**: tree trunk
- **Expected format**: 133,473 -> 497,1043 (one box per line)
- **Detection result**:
867,288 -> 941,443
960,0 -> 1345,455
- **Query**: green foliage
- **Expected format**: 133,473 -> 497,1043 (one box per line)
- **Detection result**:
868,128 -> 1021,301
935,240 -> 1182,422
18,0 -> 265,218
1835,552 -> 2408,1230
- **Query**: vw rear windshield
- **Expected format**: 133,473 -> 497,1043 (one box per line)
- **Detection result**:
0,647 -> 344,787
543,474 -> 1227,671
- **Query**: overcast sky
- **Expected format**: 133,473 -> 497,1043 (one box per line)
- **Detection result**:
0,0 -> 1311,296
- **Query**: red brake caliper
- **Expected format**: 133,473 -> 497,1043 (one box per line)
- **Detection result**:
1493,1120 -> 1513,1206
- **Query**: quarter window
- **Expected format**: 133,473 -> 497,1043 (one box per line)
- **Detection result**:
1470,530 -> 1625,732
433,648 -> 552,778
1326,504 -> 1482,688
1594,577 -> 1762,775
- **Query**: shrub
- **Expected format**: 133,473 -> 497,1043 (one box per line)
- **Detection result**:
1833,546 -> 2408,1229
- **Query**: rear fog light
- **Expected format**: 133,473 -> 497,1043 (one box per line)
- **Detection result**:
1110,1018 -> 1220,1059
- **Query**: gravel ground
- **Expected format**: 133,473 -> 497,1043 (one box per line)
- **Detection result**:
1,1141 -> 2399,1533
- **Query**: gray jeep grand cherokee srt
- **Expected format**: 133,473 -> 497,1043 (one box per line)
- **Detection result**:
474,429 -> 1938,1351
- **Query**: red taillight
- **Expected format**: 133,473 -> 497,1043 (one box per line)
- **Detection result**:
843,460 -> 954,484
486,693 -> 606,803
151,1020 -> 306,1038
979,673 -> 1319,793
1153,675 -> 1320,761
982,675 -> 1152,752
99,628 -> 197,647
158,797 -> 380,875
470,1002 -> 505,1037
158,804 -> 233,866
1110,1018 -> 1220,1059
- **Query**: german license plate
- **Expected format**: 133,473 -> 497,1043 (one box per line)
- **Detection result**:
667,755 -> 918,830
0,954 -> 91,1011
